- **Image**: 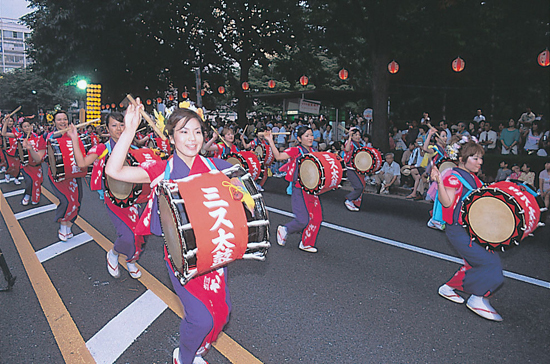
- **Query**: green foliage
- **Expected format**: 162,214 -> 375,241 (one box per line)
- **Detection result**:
0,69 -> 77,113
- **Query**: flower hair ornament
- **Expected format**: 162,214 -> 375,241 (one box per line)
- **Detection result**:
178,101 -> 205,121
445,135 -> 479,160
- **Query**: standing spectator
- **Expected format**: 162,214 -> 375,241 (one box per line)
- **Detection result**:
420,112 -> 430,125
457,122 -> 470,136
405,120 -> 420,146
439,120 -> 452,144
392,126 -> 407,150
522,120 -> 543,155
277,122 -> 287,149
539,162 -> 550,209
473,109 -> 486,124
500,119 -> 521,154
479,122 -> 498,153
518,107 -> 536,129
374,153 -> 401,194
323,124 -> 333,145
495,161 -> 512,182
311,122 -> 321,149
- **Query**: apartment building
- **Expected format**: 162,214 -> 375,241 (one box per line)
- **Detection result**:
0,17 -> 31,72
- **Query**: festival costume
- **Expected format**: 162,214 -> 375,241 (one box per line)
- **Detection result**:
45,131 -> 83,223
344,140 -> 366,208
441,168 -> 504,297
88,140 -> 145,261
3,128 -> 21,179
18,132 -> 46,204
249,138 -> 271,187
213,143 -> 239,159
281,145 -> 322,248
138,154 -> 232,364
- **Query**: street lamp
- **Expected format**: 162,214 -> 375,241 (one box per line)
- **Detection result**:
77,80 -> 88,90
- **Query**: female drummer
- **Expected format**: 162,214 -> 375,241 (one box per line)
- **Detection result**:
1,116 -> 22,185
264,126 -> 321,253
34,111 -> 83,241
67,112 -> 144,279
105,101 -> 233,364
14,120 -> 46,205
241,127 -> 270,191
203,126 -> 239,158
430,141 -> 505,321
343,127 -> 366,211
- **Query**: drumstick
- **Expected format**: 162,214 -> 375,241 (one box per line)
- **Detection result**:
7,106 -> 22,118
210,125 -> 230,147
243,124 -> 249,135
52,119 -> 100,136
426,122 -> 444,140
125,94 -> 167,141
257,132 -> 290,137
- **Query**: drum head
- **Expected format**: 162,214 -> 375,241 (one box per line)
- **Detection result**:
107,176 -> 134,200
158,192 -> 184,273
300,160 -> 320,190
254,146 -> 264,158
468,197 -> 515,243
354,151 -> 373,172
226,157 -> 242,166
438,161 -> 456,173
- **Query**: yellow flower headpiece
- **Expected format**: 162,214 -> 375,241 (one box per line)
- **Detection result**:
153,109 -> 166,135
178,101 -> 205,120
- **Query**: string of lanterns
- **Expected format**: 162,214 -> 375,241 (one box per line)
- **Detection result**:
99,49 -> 548,107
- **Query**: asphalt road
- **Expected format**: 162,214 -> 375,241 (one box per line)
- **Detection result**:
0,170 -> 549,364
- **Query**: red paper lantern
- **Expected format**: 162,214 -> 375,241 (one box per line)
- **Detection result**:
156,97 -> 162,103
105,104 -> 110,109
119,103 -> 124,108
168,94 -> 174,101
339,68 -> 349,80
538,49 -> 550,67
299,75 -> 308,86
111,103 -> 116,108
388,61 -> 399,74
101,105 -> 105,110
146,99 -> 152,105
218,86 -> 225,94
452,57 -> 465,72
201,89 -> 205,96
242,81 -> 250,91
182,91 -> 188,99
268,79 -> 276,89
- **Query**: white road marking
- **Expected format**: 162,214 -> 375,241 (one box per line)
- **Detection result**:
266,206 -> 550,290
86,290 -> 168,364
3,189 -> 25,197
14,204 -> 57,220
0,176 -> 24,184
35,233 -> 94,263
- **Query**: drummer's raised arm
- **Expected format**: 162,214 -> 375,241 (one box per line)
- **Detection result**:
105,101 -> 151,184
264,130 -> 290,161
67,124 -> 98,168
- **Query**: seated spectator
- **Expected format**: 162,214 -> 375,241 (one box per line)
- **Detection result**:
405,138 -> 427,200
392,126 -> 407,150
522,120 -> 543,155
518,163 -> 536,186
439,120 -> 452,144
508,164 -> 521,180
538,129 -> 549,156
479,122 -> 498,153
468,121 -> 479,139
495,160 -> 512,182
539,162 -> 550,209
500,119 -> 521,154
457,121 -> 470,136
374,153 -> 401,194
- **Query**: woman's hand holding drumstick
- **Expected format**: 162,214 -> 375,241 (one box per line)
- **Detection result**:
52,118 -> 100,136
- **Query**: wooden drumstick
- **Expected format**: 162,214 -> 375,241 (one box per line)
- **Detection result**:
257,131 -> 290,137
243,124 -> 249,135
7,106 -> 22,118
125,94 -> 167,141
426,122 -> 443,140
52,119 -> 100,136
210,125 -> 230,147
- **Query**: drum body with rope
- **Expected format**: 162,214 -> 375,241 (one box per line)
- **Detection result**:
17,139 -> 44,167
157,164 -> 270,285
254,142 -> 274,166
350,147 -> 382,174
47,135 -> 92,182
298,152 -> 343,195
224,151 -> 262,181
104,148 -> 161,208
461,181 -> 543,252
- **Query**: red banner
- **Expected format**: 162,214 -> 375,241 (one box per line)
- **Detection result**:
57,137 -> 88,179
177,171 -> 248,275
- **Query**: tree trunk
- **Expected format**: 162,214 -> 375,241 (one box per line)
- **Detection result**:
237,62 -> 252,127
370,51 -> 390,152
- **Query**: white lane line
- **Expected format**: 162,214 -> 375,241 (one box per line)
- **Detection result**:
0,176 -> 24,184
35,233 -> 94,263
266,206 -> 550,290
3,189 -> 25,197
86,290 -> 168,364
14,204 -> 57,220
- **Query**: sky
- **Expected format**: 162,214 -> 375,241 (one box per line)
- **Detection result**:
0,0 -> 33,19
